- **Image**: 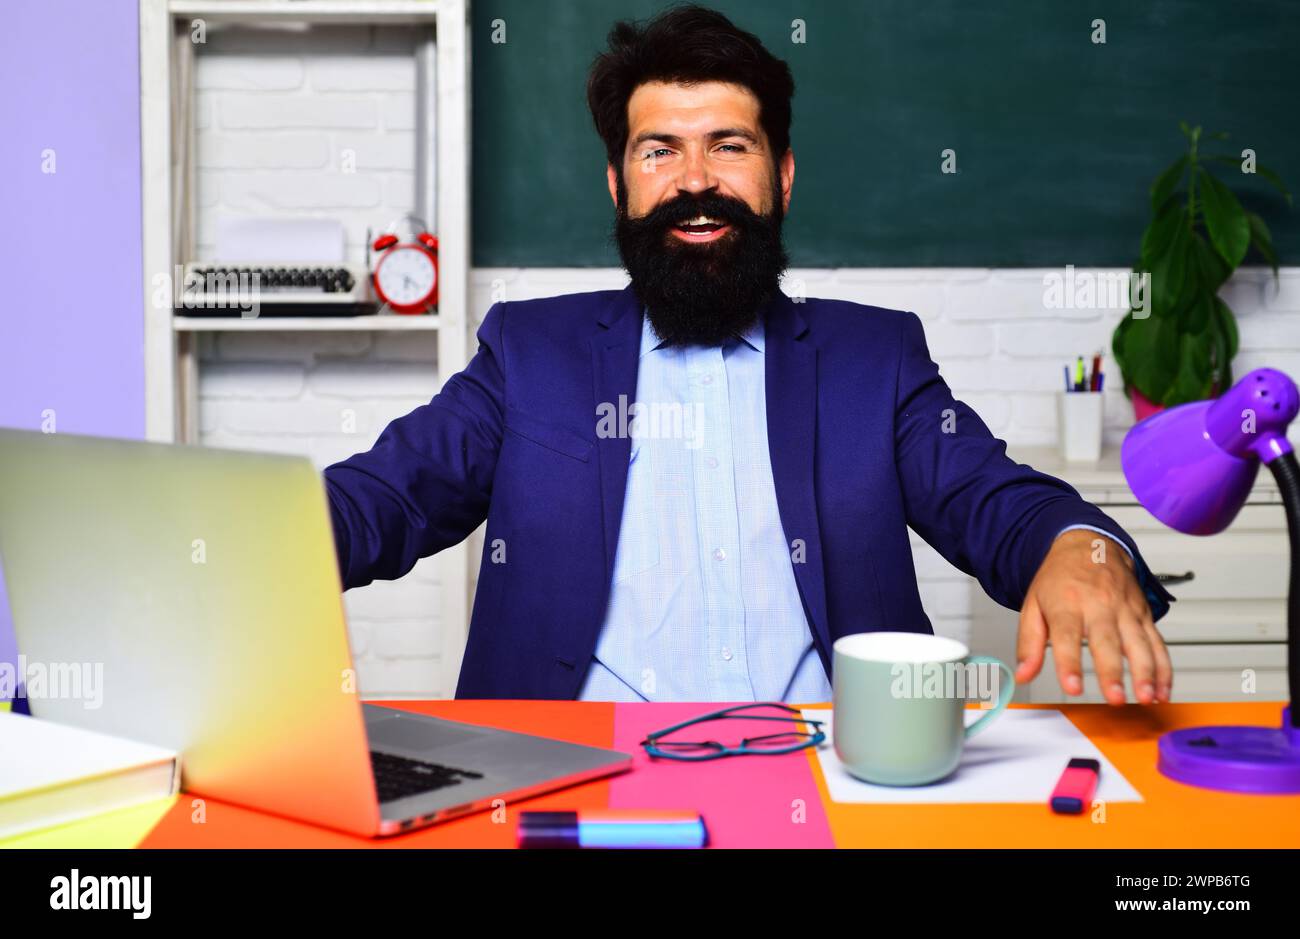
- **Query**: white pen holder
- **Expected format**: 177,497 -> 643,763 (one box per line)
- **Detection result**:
1058,391 -> 1103,463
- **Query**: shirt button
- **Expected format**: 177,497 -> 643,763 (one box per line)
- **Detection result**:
713,547 -> 727,561
701,374 -> 713,385
721,646 -> 733,661
706,456 -> 718,469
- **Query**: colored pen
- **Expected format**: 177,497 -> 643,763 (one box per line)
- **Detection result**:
518,810 -> 708,848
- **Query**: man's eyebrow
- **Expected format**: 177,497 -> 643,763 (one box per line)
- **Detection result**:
629,128 -> 762,150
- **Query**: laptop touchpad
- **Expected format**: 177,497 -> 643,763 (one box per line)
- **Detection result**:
367,715 -> 485,753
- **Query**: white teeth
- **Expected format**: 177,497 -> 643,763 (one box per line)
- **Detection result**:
680,215 -> 722,226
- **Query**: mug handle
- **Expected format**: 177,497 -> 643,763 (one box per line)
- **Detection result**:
963,655 -> 1015,739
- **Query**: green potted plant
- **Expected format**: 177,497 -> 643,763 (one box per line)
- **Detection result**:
1112,123 -> 1290,421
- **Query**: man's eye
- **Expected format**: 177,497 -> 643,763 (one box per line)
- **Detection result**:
716,144 -> 745,153
643,148 -> 672,160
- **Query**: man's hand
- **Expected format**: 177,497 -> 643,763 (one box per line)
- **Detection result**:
1015,529 -> 1172,705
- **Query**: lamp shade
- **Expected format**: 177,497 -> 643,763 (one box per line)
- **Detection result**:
1122,368 -> 1299,535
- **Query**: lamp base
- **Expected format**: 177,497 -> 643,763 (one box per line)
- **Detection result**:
1157,706 -> 1300,794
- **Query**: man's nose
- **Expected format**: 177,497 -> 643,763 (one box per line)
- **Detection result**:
674,146 -> 718,195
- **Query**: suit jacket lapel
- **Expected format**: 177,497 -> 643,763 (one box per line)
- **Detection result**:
591,284 -> 643,585
764,293 -> 832,653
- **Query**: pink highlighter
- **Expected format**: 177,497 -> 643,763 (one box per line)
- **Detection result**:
1050,757 -> 1100,814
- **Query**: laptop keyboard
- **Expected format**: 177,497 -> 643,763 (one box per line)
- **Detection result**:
369,750 -> 484,804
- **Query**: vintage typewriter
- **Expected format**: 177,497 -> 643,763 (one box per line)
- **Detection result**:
175,262 -> 373,317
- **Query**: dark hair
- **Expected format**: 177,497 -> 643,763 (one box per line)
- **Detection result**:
586,4 -> 795,171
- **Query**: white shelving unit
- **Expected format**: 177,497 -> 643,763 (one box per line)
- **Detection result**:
138,0 -> 473,694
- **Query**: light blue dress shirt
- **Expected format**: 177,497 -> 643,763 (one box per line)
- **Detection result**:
575,310 -> 1133,703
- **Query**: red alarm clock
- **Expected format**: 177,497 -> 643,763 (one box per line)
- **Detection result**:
370,217 -> 438,314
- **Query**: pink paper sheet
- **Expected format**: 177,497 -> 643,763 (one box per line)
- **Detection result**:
608,702 -> 835,848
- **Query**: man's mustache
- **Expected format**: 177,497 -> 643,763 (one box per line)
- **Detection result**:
623,192 -> 765,232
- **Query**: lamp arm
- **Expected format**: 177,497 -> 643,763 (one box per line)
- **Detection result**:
1265,450 -> 1300,728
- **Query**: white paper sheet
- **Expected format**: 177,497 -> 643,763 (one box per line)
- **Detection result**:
802,707 -> 1142,804
214,215 -> 345,264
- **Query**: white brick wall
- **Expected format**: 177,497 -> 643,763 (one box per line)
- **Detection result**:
194,25 -> 419,264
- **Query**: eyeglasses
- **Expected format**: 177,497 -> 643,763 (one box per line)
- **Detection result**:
640,702 -> 826,762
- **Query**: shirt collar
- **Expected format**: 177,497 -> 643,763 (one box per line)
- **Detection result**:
639,307 -> 766,358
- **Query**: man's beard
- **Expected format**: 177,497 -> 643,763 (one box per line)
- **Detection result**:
613,172 -> 789,347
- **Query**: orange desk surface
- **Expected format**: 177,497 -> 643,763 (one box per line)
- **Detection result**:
8,700 -> 1300,849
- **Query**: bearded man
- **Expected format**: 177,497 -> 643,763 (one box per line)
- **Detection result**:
325,5 -> 1175,705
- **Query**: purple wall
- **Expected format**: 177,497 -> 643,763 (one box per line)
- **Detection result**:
0,1 -> 143,685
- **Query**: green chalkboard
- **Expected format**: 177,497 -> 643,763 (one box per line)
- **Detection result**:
470,0 -> 1298,267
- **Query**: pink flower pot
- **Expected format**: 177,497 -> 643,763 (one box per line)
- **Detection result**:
1130,386 -> 1165,422
1130,381 -> 1222,422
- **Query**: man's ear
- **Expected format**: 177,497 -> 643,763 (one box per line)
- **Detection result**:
778,148 -> 795,215
606,163 -> 619,209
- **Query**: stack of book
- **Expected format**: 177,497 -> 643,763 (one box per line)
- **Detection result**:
0,711 -> 180,839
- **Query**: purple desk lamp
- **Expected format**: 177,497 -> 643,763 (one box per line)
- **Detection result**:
1122,367 -> 1300,793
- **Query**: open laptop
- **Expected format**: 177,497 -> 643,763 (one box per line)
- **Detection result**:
0,429 -> 632,837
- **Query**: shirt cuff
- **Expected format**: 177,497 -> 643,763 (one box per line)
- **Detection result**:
1055,524 -> 1136,563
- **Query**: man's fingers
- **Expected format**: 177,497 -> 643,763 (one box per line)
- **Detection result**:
1046,606 -> 1085,696
1117,610 -> 1157,704
1084,611 -> 1125,705
1025,534 -> 1171,706
1146,621 -> 1173,702
1016,593 -> 1047,684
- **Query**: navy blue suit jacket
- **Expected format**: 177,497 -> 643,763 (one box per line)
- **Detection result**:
324,284 -> 1174,699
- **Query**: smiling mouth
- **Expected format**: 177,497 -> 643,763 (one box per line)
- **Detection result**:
671,214 -> 732,243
